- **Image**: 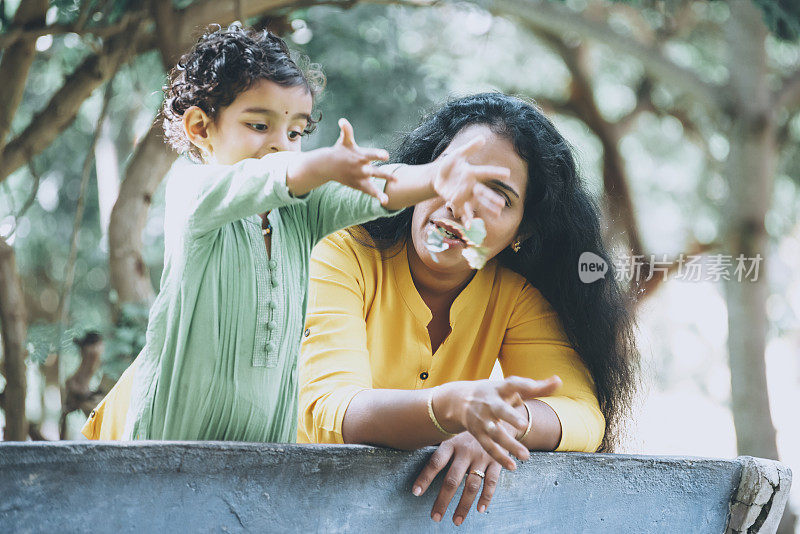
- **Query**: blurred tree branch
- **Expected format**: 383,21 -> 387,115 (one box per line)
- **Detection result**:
0,0 -> 48,153
0,14 -> 146,183
0,0 -> 429,186
488,0 -> 724,111
775,69 -> 800,109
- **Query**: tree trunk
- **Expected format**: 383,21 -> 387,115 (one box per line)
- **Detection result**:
724,2 -> 795,532
108,120 -> 175,308
0,236 -> 28,441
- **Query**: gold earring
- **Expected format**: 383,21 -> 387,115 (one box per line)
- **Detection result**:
511,240 -> 521,253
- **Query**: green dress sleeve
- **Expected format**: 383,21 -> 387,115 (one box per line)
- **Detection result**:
304,179 -> 396,244
177,152 -> 306,237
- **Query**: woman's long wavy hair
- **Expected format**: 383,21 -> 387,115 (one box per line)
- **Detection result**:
360,93 -> 639,452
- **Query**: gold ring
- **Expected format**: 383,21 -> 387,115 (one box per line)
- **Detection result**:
470,469 -> 486,479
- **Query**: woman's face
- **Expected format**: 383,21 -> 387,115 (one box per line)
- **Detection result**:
410,124 -> 529,275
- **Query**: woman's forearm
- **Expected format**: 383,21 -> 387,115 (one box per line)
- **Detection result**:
341,388 -> 450,449
517,400 -> 562,451
342,389 -> 563,452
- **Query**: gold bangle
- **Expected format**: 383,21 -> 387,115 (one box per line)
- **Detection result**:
427,388 -> 457,437
517,401 -> 533,441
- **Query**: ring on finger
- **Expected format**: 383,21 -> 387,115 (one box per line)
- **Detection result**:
469,469 -> 486,479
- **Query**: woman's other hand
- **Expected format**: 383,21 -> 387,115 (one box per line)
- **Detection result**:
432,375 -> 562,470
412,432 -> 503,526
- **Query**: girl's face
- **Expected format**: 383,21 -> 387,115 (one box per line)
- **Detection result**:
410,124 -> 529,275
191,78 -> 313,165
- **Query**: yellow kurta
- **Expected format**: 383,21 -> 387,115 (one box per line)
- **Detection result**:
297,230 -> 605,452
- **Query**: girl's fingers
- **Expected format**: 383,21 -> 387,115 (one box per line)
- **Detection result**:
431,458 -> 470,523
471,164 -> 511,182
447,185 -> 473,222
413,441 -> 454,497
453,462 -> 490,526
473,183 -> 505,215
353,176 -> 389,205
337,118 -> 357,147
476,462 -> 503,513
460,200 -> 474,225
474,432 -> 516,471
363,165 -> 397,183
358,147 -> 390,162
455,135 -> 486,158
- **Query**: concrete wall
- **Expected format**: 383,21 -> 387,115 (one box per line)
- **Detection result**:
0,442 -> 792,533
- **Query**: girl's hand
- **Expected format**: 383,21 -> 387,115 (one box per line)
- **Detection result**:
412,432 -> 503,526
432,136 -> 509,224
433,375 -> 561,470
287,119 -> 396,202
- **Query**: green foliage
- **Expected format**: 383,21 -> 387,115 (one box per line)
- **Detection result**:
752,0 -> 800,40
602,0 -> 800,40
291,5 -> 450,150
102,302 -> 149,379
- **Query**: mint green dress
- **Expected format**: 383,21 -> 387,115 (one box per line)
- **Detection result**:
124,152 -> 389,442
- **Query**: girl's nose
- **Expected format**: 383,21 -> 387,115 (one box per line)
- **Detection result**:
268,135 -> 291,153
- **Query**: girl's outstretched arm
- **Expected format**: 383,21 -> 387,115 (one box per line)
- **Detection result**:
311,119 -> 508,217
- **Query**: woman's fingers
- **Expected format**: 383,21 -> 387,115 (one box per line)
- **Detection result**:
491,399 -> 528,431
474,431 -> 516,471
452,463 -> 489,526
500,375 -> 562,400
484,417 -> 529,461
476,462 -> 503,513
413,441 -> 454,497
431,458 -> 470,523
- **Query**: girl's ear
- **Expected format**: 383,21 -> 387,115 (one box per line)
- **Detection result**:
183,106 -> 214,155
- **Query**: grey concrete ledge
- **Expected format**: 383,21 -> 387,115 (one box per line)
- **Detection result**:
0,442 -> 792,533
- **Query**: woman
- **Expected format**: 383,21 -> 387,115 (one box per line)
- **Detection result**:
297,93 -> 639,526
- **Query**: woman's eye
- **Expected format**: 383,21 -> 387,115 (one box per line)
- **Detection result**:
288,131 -> 302,140
494,190 -> 511,207
248,123 -> 268,132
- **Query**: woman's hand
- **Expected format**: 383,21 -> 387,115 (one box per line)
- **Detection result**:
412,432 -> 503,526
287,118 -> 396,202
433,375 -> 562,470
432,136 -> 509,224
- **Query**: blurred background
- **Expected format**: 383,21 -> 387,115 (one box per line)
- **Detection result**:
0,0 -> 798,531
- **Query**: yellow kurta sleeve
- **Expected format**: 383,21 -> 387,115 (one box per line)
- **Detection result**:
81,358 -> 137,440
297,233 -> 373,444
499,283 -> 605,452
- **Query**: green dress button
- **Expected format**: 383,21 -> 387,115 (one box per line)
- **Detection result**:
268,300 -> 277,311
268,259 -> 278,270
271,276 -> 279,288
267,321 -> 277,331
267,341 -> 277,353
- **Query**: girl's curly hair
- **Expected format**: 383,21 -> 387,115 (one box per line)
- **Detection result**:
162,24 -> 325,162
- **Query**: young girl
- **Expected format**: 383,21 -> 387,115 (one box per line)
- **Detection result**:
82,25 -> 508,442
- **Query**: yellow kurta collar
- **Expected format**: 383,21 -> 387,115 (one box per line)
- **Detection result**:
390,240 -> 497,327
